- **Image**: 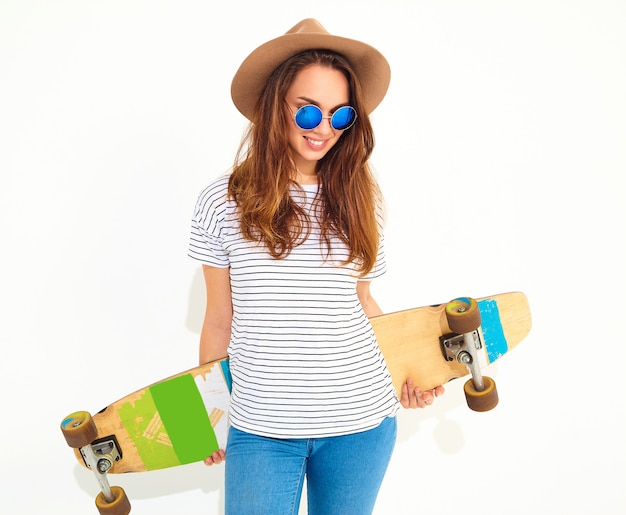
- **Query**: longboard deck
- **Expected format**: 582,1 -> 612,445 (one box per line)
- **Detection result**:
372,292 -> 531,396
73,358 -> 231,473
71,292 -> 530,474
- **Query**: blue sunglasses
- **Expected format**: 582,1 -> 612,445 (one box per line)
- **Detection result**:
293,104 -> 357,131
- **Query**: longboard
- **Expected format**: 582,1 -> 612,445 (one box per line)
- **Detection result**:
373,291 -> 531,397
60,291 -> 531,513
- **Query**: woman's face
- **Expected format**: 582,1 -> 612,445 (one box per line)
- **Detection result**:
284,64 -> 351,181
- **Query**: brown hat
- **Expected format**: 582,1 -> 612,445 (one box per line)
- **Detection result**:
231,18 -> 391,122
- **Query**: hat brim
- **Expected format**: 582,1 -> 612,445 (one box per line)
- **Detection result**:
231,26 -> 390,121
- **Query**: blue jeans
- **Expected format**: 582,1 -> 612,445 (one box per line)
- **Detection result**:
224,417 -> 397,515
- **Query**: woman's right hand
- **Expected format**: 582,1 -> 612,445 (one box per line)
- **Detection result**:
204,449 -> 226,466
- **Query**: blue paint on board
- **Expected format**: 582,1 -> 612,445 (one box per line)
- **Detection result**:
478,299 -> 508,363
220,359 -> 232,393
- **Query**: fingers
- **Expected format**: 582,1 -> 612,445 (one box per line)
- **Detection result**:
203,449 -> 226,466
400,379 -> 445,410
400,379 -> 427,409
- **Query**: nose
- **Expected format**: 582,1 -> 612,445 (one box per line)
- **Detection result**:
314,116 -> 334,135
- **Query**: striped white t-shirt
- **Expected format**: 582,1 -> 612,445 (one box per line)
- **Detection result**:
188,174 -> 399,438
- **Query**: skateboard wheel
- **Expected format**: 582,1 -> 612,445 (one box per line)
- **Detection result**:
95,486 -> 131,515
464,376 -> 499,412
445,297 -> 481,334
60,411 -> 98,448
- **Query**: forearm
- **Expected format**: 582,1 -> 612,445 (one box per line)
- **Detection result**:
356,280 -> 383,318
361,294 -> 383,318
199,317 -> 231,364
199,265 -> 233,365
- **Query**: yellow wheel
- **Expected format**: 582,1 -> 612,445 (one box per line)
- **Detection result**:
60,411 -> 98,448
464,376 -> 499,412
95,486 -> 131,515
445,297 -> 481,334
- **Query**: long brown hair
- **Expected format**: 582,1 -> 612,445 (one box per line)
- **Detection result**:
228,49 -> 382,276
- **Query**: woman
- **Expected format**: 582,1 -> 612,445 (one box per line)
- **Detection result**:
189,19 -> 444,515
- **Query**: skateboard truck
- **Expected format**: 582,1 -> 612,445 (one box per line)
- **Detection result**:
440,330 -> 486,391
78,436 -> 122,472
81,439 -> 117,502
61,412 -> 131,515
444,298 -> 499,411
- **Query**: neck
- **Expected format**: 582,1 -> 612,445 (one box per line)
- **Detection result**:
297,172 -> 318,185
296,163 -> 318,185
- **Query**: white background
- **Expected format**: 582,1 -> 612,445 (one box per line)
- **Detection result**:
1,1 -> 624,513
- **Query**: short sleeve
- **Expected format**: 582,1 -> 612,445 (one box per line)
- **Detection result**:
188,176 -> 231,268
360,199 -> 387,281
360,232 -> 387,281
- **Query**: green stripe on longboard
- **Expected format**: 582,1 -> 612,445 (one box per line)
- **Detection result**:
118,373 -> 219,469
149,374 -> 219,464
117,389 -> 181,470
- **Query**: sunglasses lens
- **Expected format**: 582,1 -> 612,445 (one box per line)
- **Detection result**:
331,106 -> 357,130
294,105 -> 357,130
294,105 -> 323,130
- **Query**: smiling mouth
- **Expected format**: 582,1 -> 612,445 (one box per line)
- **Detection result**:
305,137 -> 325,148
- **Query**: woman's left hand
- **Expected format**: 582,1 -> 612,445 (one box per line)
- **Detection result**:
400,379 -> 445,409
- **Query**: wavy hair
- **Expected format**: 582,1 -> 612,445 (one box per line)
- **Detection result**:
228,49 -> 382,276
